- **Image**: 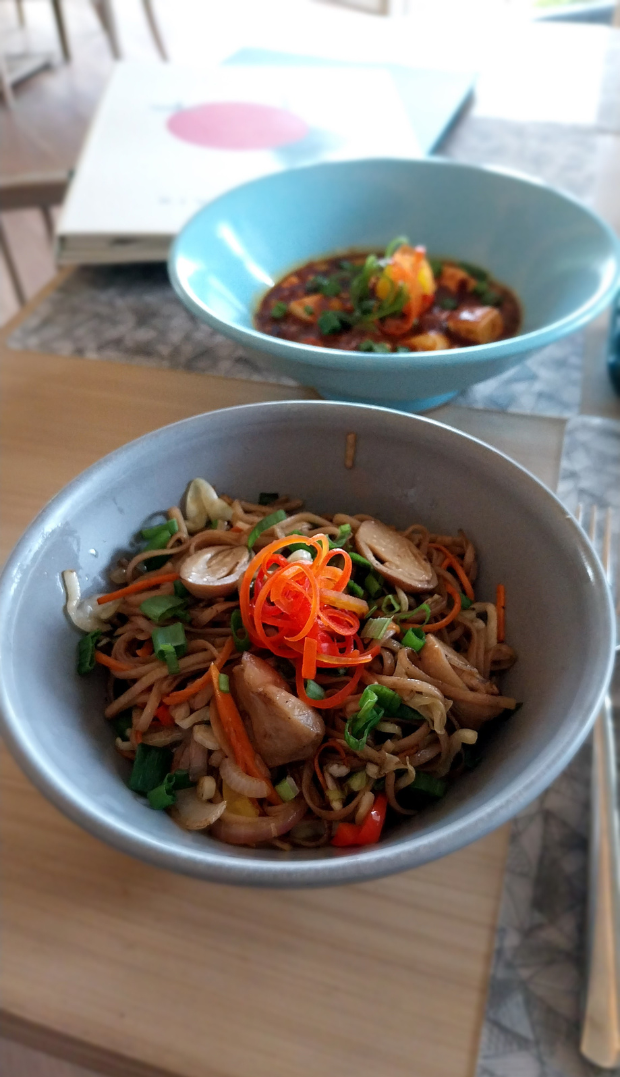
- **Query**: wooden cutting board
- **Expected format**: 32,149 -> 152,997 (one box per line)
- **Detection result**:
0,314 -> 566,1077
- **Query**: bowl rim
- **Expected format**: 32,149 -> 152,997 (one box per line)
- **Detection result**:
168,156 -> 620,371
0,400 -> 615,887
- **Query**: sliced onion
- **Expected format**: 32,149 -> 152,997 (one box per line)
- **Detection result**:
62,569 -> 121,631
220,756 -> 269,799
171,789 -> 226,830
210,798 -> 307,846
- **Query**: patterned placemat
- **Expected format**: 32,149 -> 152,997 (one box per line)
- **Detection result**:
476,415 -> 620,1077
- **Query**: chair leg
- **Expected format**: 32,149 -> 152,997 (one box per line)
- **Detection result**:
92,0 -> 123,60
50,0 -> 71,62
142,0 -> 168,61
41,206 -> 55,244
0,52 -> 15,108
0,217 -> 27,307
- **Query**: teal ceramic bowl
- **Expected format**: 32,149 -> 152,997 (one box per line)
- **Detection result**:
169,158 -> 620,411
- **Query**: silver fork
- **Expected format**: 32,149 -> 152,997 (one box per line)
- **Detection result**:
579,506 -> 620,1067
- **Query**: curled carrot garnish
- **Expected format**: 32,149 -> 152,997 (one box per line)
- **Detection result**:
428,543 -> 474,601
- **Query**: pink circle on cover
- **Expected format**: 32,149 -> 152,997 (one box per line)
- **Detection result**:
167,102 -> 309,150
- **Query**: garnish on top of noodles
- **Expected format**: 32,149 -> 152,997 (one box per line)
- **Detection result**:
64,479 -> 518,850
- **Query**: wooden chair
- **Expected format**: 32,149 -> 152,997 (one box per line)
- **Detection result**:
0,172 -> 69,306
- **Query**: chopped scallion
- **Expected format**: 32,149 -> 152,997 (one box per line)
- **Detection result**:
112,712 -> 132,738
385,235 -> 410,258
361,616 -> 392,640
230,609 -> 251,652
328,523 -> 352,549
173,580 -> 191,599
76,629 -> 102,675
350,551 -> 372,569
358,340 -> 392,353
275,776 -> 299,802
271,301 -> 289,319
218,673 -> 230,692
364,574 -> 382,598
410,772 -> 447,798
459,261 -> 488,282
372,684 -> 403,716
140,595 -> 188,624
141,519 -> 178,541
304,679 -> 325,700
347,770 -> 367,792
152,622 -> 187,672
437,294 -> 458,311
381,593 -> 401,614
247,509 -> 287,551
317,310 -> 346,336
429,258 -> 443,278
128,744 -> 172,794
347,579 -> 365,599
401,627 -> 426,652
460,592 -> 473,609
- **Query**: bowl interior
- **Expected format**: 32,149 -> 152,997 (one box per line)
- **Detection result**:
172,158 -> 620,339
0,403 -> 613,885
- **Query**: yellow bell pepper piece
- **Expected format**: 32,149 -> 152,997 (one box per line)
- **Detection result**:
222,780 -> 259,817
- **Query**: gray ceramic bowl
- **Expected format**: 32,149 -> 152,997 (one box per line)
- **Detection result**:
0,402 -> 614,887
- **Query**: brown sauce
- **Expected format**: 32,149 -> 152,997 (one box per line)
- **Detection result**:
255,248 -> 521,354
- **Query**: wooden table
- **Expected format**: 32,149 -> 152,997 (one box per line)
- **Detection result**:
2,15 -> 620,1076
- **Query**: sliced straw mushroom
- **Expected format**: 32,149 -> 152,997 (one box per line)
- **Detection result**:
180,545 -> 250,598
233,653 -> 324,767
355,519 -> 437,593
170,788 -> 226,830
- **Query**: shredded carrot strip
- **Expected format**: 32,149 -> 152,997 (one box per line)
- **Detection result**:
210,664 -> 280,805
422,582 -> 462,633
136,640 -> 154,658
163,637 -> 234,705
94,651 -> 132,673
97,572 -> 179,605
428,543 -> 475,601
301,636 -> 318,679
496,584 -> 506,642
214,635 -> 235,670
314,739 -> 349,791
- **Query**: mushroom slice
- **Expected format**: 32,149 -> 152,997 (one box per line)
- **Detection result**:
180,545 -> 250,598
233,653 -> 325,767
355,519 -> 437,593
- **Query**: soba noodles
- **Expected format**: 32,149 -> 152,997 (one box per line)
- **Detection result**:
64,480 -> 517,850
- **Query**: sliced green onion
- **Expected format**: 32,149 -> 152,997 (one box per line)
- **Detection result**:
258,492 -> 279,505
395,702 -> 425,723
350,551 -> 372,569
350,254 -> 380,306
147,773 -> 177,809
358,340 -> 392,353
247,509 -> 287,550
286,539 -> 317,558
344,687 -> 385,751
347,770 -> 367,792
396,345 -> 411,353
171,769 -> 194,790
381,593 -> 400,614
393,601 -> 431,624
306,274 -> 341,297
460,592 -> 473,610
275,776 -> 299,802
128,744 -> 172,794
372,684 -> 402,716
173,579 -> 191,599
112,711 -> 132,738
158,643 -> 179,674
376,282 -> 408,320
317,310 -> 345,336
328,523 -> 352,549
304,679 -> 325,700
347,580 -> 365,599
76,629 -> 102,675
304,304 -> 315,316
230,609 -> 251,652
361,616 -> 392,640
410,772 -> 447,798
152,622 -> 187,672
364,573 -> 382,598
385,235 -> 410,258
141,519 -> 178,541
140,595 -> 188,624
429,258 -> 443,278
401,627 -> 426,652
271,301 -> 288,319
218,673 -> 230,692
437,294 -> 458,311
472,282 -> 502,306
